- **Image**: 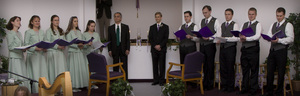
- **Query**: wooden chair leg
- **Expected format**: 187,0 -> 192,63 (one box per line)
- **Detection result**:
200,79 -> 204,95
166,76 -> 169,83
88,80 -> 92,96
106,81 -> 110,96
218,72 -> 221,90
288,71 -> 293,96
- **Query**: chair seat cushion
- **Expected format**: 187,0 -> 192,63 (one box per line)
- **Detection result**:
169,70 -> 202,79
90,72 -> 123,80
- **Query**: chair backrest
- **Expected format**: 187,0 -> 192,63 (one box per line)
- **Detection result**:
87,52 -> 107,73
184,51 -> 204,73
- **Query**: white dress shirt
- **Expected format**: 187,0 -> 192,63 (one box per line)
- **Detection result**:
199,16 -> 222,41
266,19 -> 294,45
224,20 -> 240,42
239,19 -> 262,41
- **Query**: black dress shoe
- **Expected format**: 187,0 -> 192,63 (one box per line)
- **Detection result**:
152,82 -> 159,85
236,89 -> 247,94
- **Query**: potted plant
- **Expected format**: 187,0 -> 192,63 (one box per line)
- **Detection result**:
0,56 -> 9,72
162,79 -> 186,96
287,13 -> 300,91
110,78 -> 133,96
0,18 -> 7,47
0,78 -> 23,96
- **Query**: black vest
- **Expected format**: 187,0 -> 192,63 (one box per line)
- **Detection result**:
180,23 -> 196,47
242,21 -> 259,48
271,21 -> 288,51
221,21 -> 237,48
200,17 -> 217,45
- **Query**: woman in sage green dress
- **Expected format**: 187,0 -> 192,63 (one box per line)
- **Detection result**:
83,20 -> 103,55
6,16 -> 30,90
65,16 -> 89,92
24,15 -> 49,93
44,15 -> 67,84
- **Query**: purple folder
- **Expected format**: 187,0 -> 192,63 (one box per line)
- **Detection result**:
56,38 -> 77,46
261,30 -> 286,41
35,39 -> 59,49
199,26 -> 214,37
191,31 -> 202,37
230,31 -> 240,37
75,37 -> 94,44
230,27 -> 255,37
174,29 -> 187,40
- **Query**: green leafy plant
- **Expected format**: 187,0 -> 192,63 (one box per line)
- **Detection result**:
0,55 -> 9,74
162,79 -> 186,96
0,18 -> 7,47
286,13 -> 300,80
110,78 -> 133,96
0,78 -> 23,86
167,39 -> 179,51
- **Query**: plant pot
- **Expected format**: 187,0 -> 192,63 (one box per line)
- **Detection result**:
1,85 -> 19,96
292,80 -> 300,91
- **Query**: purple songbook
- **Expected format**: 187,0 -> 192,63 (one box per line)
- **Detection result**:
191,30 -> 202,37
56,38 -> 77,46
230,31 -> 240,37
199,26 -> 214,37
174,29 -> 187,40
241,27 -> 255,37
35,39 -> 59,49
230,27 -> 255,37
261,30 -> 286,41
75,37 -> 94,44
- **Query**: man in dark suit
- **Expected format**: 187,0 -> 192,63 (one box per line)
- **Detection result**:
96,0 -> 112,40
148,12 -> 169,86
108,12 -> 130,80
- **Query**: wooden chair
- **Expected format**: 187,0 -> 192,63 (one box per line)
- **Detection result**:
259,64 -> 293,96
38,72 -> 73,96
166,51 -> 205,95
86,52 -> 126,96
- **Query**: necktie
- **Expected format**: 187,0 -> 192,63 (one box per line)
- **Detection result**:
205,19 -> 208,25
276,22 -> 280,29
248,21 -> 252,27
116,25 -> 120,46
157,24 -> 160,31
226,22 -> 229,27
185,24 -> 188,28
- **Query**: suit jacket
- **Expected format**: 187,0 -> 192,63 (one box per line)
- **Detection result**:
148,23 -> 169,53
108,23 -> 130,56
96,0 -> 112,19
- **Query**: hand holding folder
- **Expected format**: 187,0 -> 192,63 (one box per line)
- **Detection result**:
174,29 -> 187,40
199,26 -> 214,37
56,38 -> 77,46
75,37 -> 94,44
261,30 -> 286,41
231,27 -> 255,37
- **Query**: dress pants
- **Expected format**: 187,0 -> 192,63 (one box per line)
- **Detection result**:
220,44 -> 236,90
240,44 -> 260,94
112,46 -> 128,80
266,47 -> 287,95
200,43 -> 216,89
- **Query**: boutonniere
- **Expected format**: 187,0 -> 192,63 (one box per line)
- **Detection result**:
159,24 -> 163,28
